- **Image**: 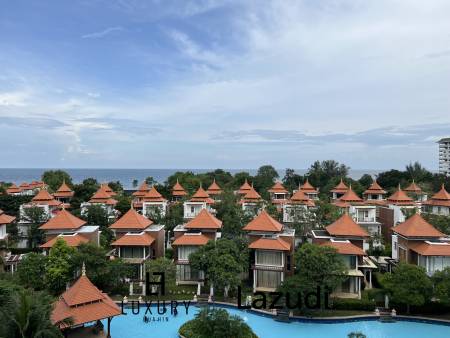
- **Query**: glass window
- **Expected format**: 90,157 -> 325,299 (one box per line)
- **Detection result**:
256,270 -> 282,289
255,250 -> 283,266
178,246 -> 198,260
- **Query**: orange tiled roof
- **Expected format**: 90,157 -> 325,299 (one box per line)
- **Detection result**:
39,209 -> 86,230
320,240 -> 365,256
326,213 -> 369,237
40,234 -> 89,248
238,179 -> 252,194
172,233 -> 210,246
243,210 -> 283,232
172,179 -> 188,197
132,181 -> 150,197
111,232 -> 155,246
19,182 -> 32,190
190,186 -> 214,203
409,241 -> 450,256
301,179 -> 318,192
387,186 -> 414,205
109,208 -> 153,230
89,186 -> 117,205
423,185 -> 450,207
337,186 -> 363,203
392,213 -> 444,238
185,209 -> 222,229
330,179 -> 349,194
52,274 -> 121,327
249,237 -> 291,251
100,183 -> 116,196
53,182 -> 74,198
143,186 -> 167,202
207,179 -> 223,195
32,189 -> 56,201
268,182 -> 288,194
290,189 -> 315,206
0,209 -> 15,224
6,183 -> 22,194
404,180 -> 422,193
363,181 -> 386,195
241,186 -> 262,202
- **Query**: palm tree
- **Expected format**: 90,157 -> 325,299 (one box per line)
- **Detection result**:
0,288 -> 70,338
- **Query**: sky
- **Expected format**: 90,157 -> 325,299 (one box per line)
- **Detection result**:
0,0 -> 449,170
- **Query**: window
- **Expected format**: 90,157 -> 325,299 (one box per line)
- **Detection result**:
191,206 -> 195,213
178,246 -> 198,260
255,250 -> 283,266
121,246 -> 144,258
256,270 -> 282,289
177,265 -> 200,281
341,255 -> 357,269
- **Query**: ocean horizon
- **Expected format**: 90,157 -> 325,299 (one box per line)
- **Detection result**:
0,168 -> 382,189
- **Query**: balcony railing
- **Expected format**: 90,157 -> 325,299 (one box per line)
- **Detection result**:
355,216 -> 376,223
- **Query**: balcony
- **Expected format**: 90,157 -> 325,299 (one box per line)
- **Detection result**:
355,216 -> 376,223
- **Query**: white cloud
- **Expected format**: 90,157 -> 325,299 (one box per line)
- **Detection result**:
82,26 -> 124,39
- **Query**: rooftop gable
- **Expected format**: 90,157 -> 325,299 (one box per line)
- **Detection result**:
243,210 -> 283,232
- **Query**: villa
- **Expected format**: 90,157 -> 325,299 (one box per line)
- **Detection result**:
300,179 -> 319,200
0,209 -> 15,244
333,186 -> 382,245
330,179 -> 349,200
142,186 -> 168,218
240,185 -> 264,215
172,209 -> 222,288
422,184 -> 450,216
404,180 -> 426,202
171,179 -> 188,202
312,213 -> 375,298
131,181 -> 150,210
282,188 -> 315,223
237,179 -> 252,196
362,181 -> 387,202
206,179 -> 223,201
110,208 -> 165,294
391,213 -> 450,275
243,210 -> 295,292
52,181 -> 74,206
268,181 -> 289,207
81,184 -> 118,220
39,209 -> 99,251
183,185 -> 215,219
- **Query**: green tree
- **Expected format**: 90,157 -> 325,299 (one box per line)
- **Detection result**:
41,170 -> 73,192
45,238 -> 76,295
82,204 -> 113,245
383,263 -> 432,313
179,308 -> 257,338
0,195 -> 33,217
279,243 -> 347,311
163,203 -> 184,234
22,206 -> 47,248
213,191 -> 251,238
432,267 -> 450,305
16,253 -> 48,291
405,162 -> 433,182
146,257 -> 176,292
422,213 -> 450,235
282,168 -> 304,192
115,194 -> 132,215
71,243 -> 130,293
358,174 -> 373,189
189,239 -> 248,297
0,284 -> 65,338
307,160 -> 349,189
132,179 -> 138,188
145,176 -> 157,186
253,165 -> 279,199
71,178 -> 99,210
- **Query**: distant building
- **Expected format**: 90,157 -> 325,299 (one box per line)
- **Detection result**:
439,138 -> 450,176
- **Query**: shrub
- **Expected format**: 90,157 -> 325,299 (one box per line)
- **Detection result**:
331,298 -> 376,311
179,308 -> 258,338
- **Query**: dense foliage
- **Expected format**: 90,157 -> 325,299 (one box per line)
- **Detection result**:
179,308 -> 258,338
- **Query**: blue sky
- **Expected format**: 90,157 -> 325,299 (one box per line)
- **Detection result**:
0,0 -> 449,169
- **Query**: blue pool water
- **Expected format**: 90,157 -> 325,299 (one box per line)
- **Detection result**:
106,304 -> 450,338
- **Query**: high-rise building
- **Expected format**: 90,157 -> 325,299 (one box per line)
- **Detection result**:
438,138 -> 450,176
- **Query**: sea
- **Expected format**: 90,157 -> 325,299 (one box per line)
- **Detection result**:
0,168 -> 381,190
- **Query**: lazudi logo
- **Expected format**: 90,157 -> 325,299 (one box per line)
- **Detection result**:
120,272 -> 192,319
237,286 -> 332,310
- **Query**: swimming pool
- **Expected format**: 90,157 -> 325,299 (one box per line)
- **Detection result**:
107,304 -> 450,338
